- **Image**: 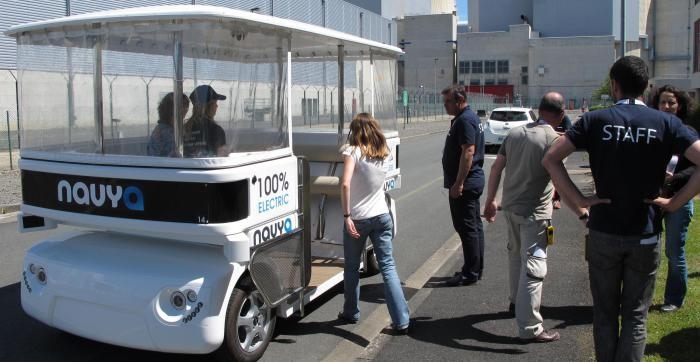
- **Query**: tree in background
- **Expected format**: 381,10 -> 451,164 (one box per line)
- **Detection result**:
590,77 -> 611,110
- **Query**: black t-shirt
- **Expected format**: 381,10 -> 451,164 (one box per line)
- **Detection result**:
566,102 -> 697,235
183,117 -> 226,157
555,115 -> 572,133
442,106 -> 485,192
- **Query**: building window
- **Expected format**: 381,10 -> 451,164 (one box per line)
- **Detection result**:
695,20 -> 700,72
485,60 -> 496,74
484,78 -> 496,85
471,61 -> 483,74
458,80 -> 465,85
521,75 -> 529,85
521,66 -> 528,73
497,78 -> 508,85
470,79 -> 481,86
459,61 -> 470,74
497,60 -> 509,73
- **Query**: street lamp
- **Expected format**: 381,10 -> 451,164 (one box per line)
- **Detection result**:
445,40 -> 458,84
397,39 -> 412,90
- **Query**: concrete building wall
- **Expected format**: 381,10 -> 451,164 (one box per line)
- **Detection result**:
396,13 -> 455,94
430,0 -> 455,14
532,0 -> 613,37
458,25 -> 531,99
468,0 -> 533,32
639,0 -> 652,37
611,0 -> 641,42
529,36 -> 616,107
345,0 -> 382,15
457,24 -> 614,107
691,2 -> 700,94
650,0 -> 693,90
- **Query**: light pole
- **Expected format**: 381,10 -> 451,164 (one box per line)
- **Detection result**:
445,40 -> 458,84
434,57 -> 438,120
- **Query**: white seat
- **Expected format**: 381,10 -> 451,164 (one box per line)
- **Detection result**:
310,176 -> 340,196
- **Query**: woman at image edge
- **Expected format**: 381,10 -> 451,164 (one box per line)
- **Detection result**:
651,85 -> 696,313
338,113 -> 410,333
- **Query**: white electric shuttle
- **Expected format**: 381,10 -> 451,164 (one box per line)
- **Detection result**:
7,5 -> 401,361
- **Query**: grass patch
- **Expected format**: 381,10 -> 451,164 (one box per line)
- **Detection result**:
644,200 -> 700,361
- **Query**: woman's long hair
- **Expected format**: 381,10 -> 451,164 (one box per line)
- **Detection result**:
651,85 -> 692,121
348,113 -> 389,159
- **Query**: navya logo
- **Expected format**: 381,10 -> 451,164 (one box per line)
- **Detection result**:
252,217 -> 294,246
57,180 -> 144,211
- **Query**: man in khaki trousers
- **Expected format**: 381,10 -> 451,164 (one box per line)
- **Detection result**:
483,92 -> 588,342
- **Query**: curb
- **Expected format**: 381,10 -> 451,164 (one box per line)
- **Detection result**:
1,204 -> 19,214
0,204 -> 20,224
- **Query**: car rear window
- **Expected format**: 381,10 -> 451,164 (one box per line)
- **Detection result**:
490,111 -> 529,122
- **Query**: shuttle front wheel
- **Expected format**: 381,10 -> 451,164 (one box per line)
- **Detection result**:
220,283 -> 276,361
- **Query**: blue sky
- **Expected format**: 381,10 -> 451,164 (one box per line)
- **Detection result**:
457,0 -> 468,21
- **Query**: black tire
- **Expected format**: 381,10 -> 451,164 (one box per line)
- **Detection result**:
220,285 -> 276,362
361,248 -> 380,277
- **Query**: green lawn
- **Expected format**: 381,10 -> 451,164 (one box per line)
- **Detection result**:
644,200 -> 700,361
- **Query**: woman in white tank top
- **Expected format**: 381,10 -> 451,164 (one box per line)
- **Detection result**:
337,113 -> 410,333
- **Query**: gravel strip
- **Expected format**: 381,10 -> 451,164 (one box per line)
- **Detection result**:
0,169 -> 20,209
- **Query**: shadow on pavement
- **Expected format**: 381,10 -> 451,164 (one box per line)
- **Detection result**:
402,313 -> 527,355
645,327 -> 700,361
275,282 -> 419,348
540,305 -> 593,330
273,318 -> 371,348
274,282 -> 371,348
356,282 -> 420,303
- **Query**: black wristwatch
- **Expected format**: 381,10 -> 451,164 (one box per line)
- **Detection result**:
579,212 -> 589,220
344,213 -> 352,218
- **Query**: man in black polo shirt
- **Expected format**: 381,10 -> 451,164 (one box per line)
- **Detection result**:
441,85 -> 486,286
543,56 -> 700,361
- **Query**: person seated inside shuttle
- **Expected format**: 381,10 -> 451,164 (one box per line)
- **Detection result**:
147,92 -> 190,157
183,85 -> 228,157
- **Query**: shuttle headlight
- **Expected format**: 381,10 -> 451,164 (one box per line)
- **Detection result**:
36,268 -> 47,284
170,291 -> 186,310
186,289 -> 198,303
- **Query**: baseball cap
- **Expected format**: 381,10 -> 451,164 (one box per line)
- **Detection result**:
190,85 -> 226,105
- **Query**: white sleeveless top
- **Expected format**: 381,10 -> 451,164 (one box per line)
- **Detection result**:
342,145 -> 390,220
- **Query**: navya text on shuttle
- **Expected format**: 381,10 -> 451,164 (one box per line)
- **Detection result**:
57,180 -> 144,211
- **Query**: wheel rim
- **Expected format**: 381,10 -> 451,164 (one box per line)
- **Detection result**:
236,290 -> 272,353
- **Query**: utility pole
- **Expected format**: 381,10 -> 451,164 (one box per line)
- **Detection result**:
446,40 -> 458,84
434,57 -> 438,120
621,0 -> 626,56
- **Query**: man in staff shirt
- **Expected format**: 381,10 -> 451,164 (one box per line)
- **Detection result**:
542,56 -> 700,362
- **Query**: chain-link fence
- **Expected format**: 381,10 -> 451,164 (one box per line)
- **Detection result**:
0,109 -> 19,171
395,87 -> 535,125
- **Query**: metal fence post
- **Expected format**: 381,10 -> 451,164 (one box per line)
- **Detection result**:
6,111 -> 13,170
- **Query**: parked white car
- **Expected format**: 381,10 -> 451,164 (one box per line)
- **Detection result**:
483,107 -> 538,151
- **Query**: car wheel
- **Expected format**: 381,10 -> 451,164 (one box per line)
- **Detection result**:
219,283 -> 276,362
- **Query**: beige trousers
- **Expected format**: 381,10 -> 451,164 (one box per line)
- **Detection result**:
504,211 -> 549,338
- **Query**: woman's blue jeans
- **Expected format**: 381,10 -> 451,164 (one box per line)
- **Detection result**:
664,200 -> 694,307
342,213 -> 410,329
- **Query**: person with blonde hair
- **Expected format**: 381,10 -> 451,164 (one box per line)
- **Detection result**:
337,113 -> 410,334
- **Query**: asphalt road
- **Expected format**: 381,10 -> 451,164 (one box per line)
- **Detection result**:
0,123 -> 596,361
373,151 -> 596,361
